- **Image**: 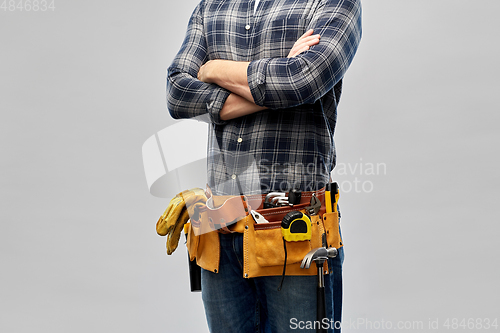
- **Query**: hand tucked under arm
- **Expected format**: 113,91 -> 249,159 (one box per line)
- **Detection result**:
287,29 -> 321,58
247,0 -> 362,109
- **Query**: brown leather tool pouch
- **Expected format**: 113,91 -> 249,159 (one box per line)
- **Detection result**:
322,212 -> 343,249
186,217 -> 220,274
186,223 -> 199,262
243,212 -> 327,278
254,221 -> 311,267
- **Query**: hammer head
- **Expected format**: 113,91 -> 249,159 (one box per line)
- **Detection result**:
300,247 -> 328,269
300,247 -> 338,269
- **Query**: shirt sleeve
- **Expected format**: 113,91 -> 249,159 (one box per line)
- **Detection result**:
247,0 -> 362,109
166,3 -> 230,125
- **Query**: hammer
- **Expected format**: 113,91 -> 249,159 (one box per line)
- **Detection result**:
301,247 -> 338,333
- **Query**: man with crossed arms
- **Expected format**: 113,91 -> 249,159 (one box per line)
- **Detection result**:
167,0 -> 362,332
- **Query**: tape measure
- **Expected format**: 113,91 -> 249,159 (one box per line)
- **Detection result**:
281,211 -> 312,242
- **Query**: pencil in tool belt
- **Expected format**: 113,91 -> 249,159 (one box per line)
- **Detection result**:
332,182 -> 339,213
325,183 -> 332,213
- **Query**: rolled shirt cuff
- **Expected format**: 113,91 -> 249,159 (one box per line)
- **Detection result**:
207,88 -> 231,125
247,58 -> 271,107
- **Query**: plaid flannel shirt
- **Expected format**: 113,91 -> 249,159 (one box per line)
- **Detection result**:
167,0 -> 362,195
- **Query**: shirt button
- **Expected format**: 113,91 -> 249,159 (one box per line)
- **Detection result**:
231,174 -> 237,180
237,137 -> 243,143
245,24 -> 251,30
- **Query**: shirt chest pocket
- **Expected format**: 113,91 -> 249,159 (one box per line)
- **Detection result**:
260,17 -> 310,57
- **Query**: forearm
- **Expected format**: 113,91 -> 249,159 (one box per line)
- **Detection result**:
197,60 -> 267,120
220,93 -> 267,121
195,29 -> 322,118
198,60 -> 254,103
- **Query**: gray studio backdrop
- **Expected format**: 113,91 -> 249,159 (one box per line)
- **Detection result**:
1,1 -> 499,332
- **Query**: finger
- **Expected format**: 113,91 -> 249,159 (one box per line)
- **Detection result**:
288,41 -> 313,58
296,45 -> 311,56
298,35 -> 321,45
288,45 -> 310,58
287,33 -> 320,58
296,29 -> 314,42
290,36 -> 320,53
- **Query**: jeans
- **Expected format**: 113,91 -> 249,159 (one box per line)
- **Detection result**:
201,233 -> 344,333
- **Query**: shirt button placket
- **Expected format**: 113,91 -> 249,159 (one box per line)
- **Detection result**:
230,135 -> 243,185
245,22 -> 251,49
244,1 -> 253,50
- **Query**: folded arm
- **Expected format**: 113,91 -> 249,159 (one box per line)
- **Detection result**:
166,4 -> 231,125
198,0 -> 362,110
197,30 -> 322,120
168,0 -> 362,123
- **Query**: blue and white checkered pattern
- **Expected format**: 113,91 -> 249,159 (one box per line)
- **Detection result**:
167,0 -> 362,195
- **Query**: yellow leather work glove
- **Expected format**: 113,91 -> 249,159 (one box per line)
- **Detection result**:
156,188 -> 207,255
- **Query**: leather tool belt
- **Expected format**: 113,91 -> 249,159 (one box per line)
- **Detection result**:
185,187 -> 343,278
